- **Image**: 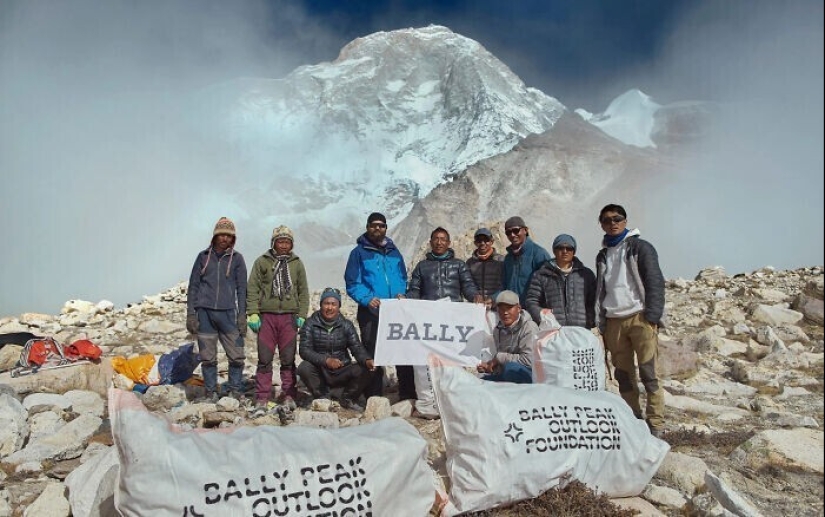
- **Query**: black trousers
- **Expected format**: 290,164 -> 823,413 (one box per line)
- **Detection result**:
297,361 -> 372,401
357,305 -> 416,400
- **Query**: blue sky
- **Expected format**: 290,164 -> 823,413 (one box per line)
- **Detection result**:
1,0 -> 822,314
291,0 -> 692,109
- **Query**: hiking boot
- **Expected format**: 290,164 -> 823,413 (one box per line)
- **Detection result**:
650,427 -> 665,439
198,390 -> 220,404
340,399 -> 364,413
250,402 -> 269,418
647,421 -> 666,440
411,408 -> 440,420
229,390 -> 248,404
281,396 -> 297,412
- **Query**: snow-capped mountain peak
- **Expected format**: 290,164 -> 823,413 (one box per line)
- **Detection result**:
194,25 -> 565,253
576,88 -> 661,148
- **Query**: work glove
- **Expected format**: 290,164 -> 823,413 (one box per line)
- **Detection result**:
186,314 -> 199,335
237,313 -> 247,337
296,316 -> 306,328
247,314 -> 261,333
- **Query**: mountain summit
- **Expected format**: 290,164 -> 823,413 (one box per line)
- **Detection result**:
191,25 -> 672,287
199,25 -> 563,237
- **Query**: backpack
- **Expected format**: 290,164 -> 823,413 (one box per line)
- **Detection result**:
65,339 -> 103,361
17,338 -> 69,369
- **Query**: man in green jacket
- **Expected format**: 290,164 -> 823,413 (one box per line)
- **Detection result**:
246,225 -> 309,411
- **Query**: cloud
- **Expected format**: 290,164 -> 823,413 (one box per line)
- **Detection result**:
0,0 -> 339,315
617,1 -> 824,278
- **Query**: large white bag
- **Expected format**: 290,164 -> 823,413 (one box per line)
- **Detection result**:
110,388 -> 435,516
64,446 -> 118,517
413,365 -> 440,418
431,366 -> 668,515
532,325 -> 606,391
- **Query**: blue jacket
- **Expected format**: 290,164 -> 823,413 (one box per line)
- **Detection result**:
187,248 -> 247,316
344,234 -> 408,308
502,237 -> 552,305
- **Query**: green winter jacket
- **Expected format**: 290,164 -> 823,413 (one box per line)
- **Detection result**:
246,251 -> 309,318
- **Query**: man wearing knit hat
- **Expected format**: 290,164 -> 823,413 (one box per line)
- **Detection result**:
297,287 -> 376,412
502,216 -> 551,306
246,224 -> 310,412
344,212 -> 411,399
524,233 -> 596,328
186,216 -> 248,402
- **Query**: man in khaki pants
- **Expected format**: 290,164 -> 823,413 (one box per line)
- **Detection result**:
594,204 -> 666,438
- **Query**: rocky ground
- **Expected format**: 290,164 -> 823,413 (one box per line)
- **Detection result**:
0,265 -> 822,516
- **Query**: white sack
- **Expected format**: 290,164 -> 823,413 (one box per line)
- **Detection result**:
413,365 -> 439,417
65,446 -> 119,517
431,366 -> 669,515
110,388 -> 434,516
532,326 -> 606,391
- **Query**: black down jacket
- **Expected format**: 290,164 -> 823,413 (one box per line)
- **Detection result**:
524,257 -> 596,328
298,311 -> 371,369
407,249 -> 479,302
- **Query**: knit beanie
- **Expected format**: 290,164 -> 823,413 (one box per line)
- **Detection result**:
213,217 -> 236,236
367,212 -> 387,226
552,234 -> 577,251
271,225 -> 294,245
321,287 -> 342,306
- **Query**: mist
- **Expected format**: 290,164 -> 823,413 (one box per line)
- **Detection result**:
1,0 -> 822,316
629,1 -> 824,279
0,0 -> 340,315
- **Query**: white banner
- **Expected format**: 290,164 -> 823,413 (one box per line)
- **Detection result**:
374,299 -> 493,367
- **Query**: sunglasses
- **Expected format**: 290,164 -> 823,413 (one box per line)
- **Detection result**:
368,223 -> 387,229
474,237 -> 491,244
554,246 -> 575,253
600,215 -> 626,225
323,287 -> 341,294
505,227 -> 523,236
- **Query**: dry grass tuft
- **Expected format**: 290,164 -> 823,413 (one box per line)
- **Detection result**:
665,428 -> 754,454
464,480 -> 639,516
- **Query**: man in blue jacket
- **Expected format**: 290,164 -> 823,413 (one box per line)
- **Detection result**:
344,212 -> 411,399
502,216 -> 551,305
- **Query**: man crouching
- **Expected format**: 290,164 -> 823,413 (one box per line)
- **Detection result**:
297,288 -> 376,412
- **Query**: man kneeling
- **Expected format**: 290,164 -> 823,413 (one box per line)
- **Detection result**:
477,290 -> 537,384
298,288 -> 376,411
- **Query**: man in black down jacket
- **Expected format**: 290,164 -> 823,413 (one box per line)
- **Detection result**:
466,227 -> 504,310
407,227 -> 482,303
297,288 -> 375,412
524,233 -> 596,328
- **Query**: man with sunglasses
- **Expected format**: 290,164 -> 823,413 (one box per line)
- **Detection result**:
344,212 -> 412,400
595,204 -> 667,438
502,216 -> 551,306
466,227 -> 504,310
524,233 -> 596,328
